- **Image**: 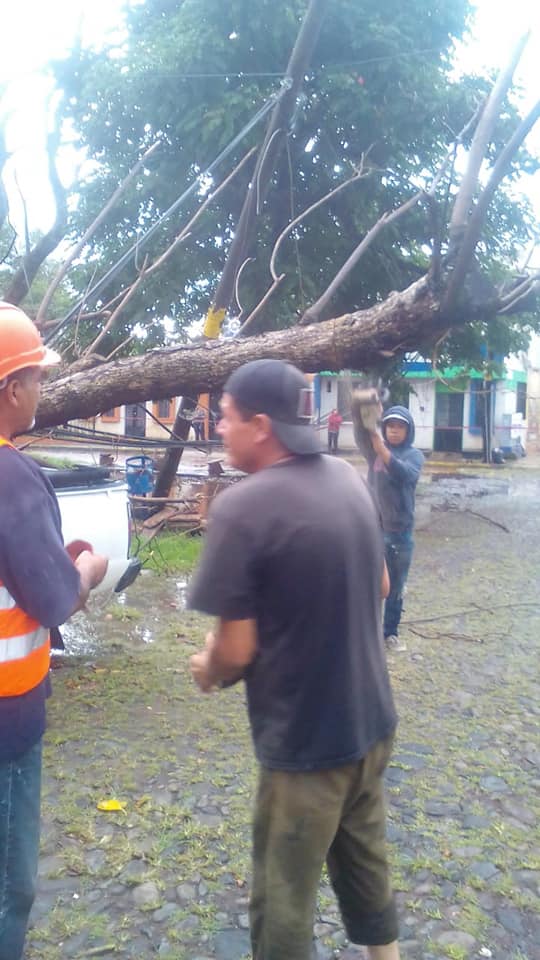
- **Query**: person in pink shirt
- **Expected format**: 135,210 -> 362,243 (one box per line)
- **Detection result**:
327,408 -> 343,453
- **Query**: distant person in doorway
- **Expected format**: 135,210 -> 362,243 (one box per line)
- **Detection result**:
192,406 -> 205,443
327,408 -> 343,453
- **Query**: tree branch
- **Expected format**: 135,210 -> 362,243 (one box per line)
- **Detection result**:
445,98 -> 540,313
238,161 -> 370,334
82,256 -> 149,356
36,275 -> 448,427
270,162 -> 370,283
448,31 -> 531,249
497,275 -> 540,314
36,141 -> 161,327
3,127 -> 68,305
300,190 -> 423,324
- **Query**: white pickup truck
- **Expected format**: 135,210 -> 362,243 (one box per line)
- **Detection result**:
42,465 -> 140,595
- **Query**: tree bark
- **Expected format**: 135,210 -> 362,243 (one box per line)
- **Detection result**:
36,276 -> 446,428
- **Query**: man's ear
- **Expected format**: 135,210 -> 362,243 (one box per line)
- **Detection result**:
3,378 -> 20,408
252,412 -> 273,443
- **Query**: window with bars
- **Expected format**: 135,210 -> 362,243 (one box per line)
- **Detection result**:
516,381 -> 527,418
153,398 -> 175,421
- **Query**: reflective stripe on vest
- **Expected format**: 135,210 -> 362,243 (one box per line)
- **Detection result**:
0,437 -> 51,696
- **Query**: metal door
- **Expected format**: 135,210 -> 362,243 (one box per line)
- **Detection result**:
434,392 -> 464,452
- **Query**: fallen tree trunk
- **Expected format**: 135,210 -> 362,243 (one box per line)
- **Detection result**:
36,276 -> 448,428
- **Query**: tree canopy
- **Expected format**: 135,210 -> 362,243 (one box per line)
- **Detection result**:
51,0 -> 536,353
1,0 -> 539,426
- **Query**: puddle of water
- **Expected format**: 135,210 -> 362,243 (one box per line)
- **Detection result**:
58,569 -> 192,659
419,470 -> 540,510
175,578 -> 189,608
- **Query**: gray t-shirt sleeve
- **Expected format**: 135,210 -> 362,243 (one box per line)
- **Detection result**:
187,498 -> 258,621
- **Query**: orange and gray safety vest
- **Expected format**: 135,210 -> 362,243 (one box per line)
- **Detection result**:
0,436 -> 51,697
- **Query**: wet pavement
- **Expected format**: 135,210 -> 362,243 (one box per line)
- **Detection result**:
27,467 -> 540,960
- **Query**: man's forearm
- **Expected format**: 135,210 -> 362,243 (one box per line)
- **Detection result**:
206,640 -> 247,687
71,551 -> 108,613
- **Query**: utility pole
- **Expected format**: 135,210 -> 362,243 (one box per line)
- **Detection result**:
153,0 -> 328,498
203,0 -> 329,338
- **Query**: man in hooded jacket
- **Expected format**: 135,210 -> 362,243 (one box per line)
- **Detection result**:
364,406 -> 424,652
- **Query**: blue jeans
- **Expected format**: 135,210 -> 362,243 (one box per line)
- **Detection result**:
383,532 -> 413,638
0,740 -> 42,960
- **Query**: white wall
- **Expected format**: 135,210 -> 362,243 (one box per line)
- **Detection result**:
319,376 -> 339,421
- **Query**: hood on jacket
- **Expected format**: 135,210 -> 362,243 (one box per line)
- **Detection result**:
382,405 -> 415,446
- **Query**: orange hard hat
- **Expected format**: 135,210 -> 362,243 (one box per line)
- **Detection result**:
0,301 -> 61,381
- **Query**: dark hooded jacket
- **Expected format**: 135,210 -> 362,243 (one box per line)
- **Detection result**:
366,405 -> 424,534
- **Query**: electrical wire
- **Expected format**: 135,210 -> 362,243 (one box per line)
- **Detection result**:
45,79 -> 292,346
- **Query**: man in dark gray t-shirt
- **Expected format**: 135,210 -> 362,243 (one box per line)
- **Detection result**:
188,359 -> 401,960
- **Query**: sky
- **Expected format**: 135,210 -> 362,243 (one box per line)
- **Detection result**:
1,0 -> 539,241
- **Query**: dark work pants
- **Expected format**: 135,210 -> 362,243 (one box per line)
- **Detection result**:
328,430 -> 339,453
250,737 -> 398,960
383,531 -> 414,638
0,739 -> 42,960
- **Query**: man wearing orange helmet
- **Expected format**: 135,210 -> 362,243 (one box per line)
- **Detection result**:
0,302 -> 109,960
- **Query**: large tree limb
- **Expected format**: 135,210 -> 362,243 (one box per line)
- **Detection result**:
36,276 -> 447,428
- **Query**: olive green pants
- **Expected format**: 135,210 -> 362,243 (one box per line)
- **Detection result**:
250,736 -> 398,960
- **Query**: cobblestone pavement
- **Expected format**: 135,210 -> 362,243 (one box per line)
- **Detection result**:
26,469 -> 539,960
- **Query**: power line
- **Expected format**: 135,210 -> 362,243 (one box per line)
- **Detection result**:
113,49 -> 444,81
45,79 -> 292,345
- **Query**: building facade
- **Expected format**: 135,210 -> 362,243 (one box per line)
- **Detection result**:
314,360 -> 528,457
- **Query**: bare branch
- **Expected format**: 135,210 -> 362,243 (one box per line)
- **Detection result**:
295,102 -> 479,328
3,126 -> 68,306
208,0 -> 329,325
36,140 -> 161,326
301,191 -> 423,324
497,275 -> 540,314
13,170 -> 31,254
445,98 -> 540,313
82,256 -> 149,356
106,332 -> 136,361
240,273 -> 286,335
79,145 -> 257,322
428,99 -> 486,200
519,239 -> 538,273
234,162 -> 370,335
270,162 -> 370,283
448,31 -> 531,247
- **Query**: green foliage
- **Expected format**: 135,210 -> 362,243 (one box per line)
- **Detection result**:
136,530 -> 203,574
48,0 -> 538,366
0,228 -> 75,319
